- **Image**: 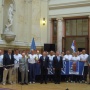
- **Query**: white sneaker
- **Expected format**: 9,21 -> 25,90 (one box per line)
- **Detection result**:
29,82 -> 32,84
10,82 -> 12,85
33,82 -> 35,84
3,83 -> 6,85
71,81 -> 73,83
13,82 -> 16,84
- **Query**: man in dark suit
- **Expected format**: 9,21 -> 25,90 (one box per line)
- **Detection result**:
3,49 -> 14,85
39,51 -> 49,84
87,54 -> 90,84
53,51 -> 63,84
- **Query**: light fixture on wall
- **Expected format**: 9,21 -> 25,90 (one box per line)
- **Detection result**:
42,18 -> 46,25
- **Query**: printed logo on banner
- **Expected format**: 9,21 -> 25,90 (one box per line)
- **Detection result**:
69,61 -> 79,75
61,61 -> 66,74
0,88 -> 14,90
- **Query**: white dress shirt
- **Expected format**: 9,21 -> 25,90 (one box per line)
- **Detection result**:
63,54 -> 72,60
71,56 -> 80,61
28,54 -> 36,64
48,55 -> 55,62
0,55 -> 3,67
14,54 -> 22,68
36,54 -> 42,59
79,54 -> 88,66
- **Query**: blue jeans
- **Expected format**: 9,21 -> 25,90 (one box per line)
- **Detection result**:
29,63 -> 35,82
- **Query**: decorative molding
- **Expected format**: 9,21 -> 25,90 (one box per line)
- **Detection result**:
24,0 -> 32,3
0,40 -> 42,47
42,0 -> 49,2
49,12 -> 89,19
49,1 -> 90,10
56,17 -> 63,21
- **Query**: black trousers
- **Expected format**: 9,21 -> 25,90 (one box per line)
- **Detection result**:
0,67 -> 3,82
88,66 -> 90,83
54,69 -> 61,83
40,67 -> 48,83
18,68 -> 21,82
83,66 -> 88,81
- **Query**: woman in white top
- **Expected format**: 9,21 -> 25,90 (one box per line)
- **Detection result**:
63,50 -> 72,82
71,52 -> 80,82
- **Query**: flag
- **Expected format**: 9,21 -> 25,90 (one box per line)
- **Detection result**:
71,40 -> 76,52
30,38 -> 36,50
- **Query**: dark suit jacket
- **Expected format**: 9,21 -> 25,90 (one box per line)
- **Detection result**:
39,56 -> 49,69
3,53 -> 14,69
53,56 -> 63,70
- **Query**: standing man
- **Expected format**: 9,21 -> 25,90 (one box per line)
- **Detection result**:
87,54 -> 90,84
0,50 -> 3,83
28,49 -> 36,84
13,49 -> 22,83
79,49 -> 88,83
63,50 -> 72,82
53,51 -> 63,84
19,53 -> 28,85
39,51 -> 49,84
3,49 -> 14,85
35,50 -> 42,81
48,51 -> 55,82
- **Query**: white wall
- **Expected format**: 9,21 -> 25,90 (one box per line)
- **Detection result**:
49,6 -> 90,16
49,0 -> 90,17
49,0 -> 87,5
0,0 -> 3,39
0,0 -> 49,48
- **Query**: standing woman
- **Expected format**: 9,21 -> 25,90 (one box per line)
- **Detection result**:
63,50 -> 72,82
71,52 -> 80,82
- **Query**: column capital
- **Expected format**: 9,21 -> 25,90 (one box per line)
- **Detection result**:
88,15 -> 90,18
56,17 -> 63,21
24,0 -> 32,3
42,0 -> 50,2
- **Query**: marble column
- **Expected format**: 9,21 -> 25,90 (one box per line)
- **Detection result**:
48,18 -> 53,43
57,18 -> 63,53
89,16 -> 90,53
0,0 -> 3,39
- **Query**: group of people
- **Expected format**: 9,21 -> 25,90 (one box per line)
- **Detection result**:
0,49 -> 90,85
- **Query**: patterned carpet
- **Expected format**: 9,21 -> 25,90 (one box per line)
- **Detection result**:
0,88 -> 14,90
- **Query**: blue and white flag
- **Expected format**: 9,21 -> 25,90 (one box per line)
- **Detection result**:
71,40 -> 76,52
30,38 -> 36,50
